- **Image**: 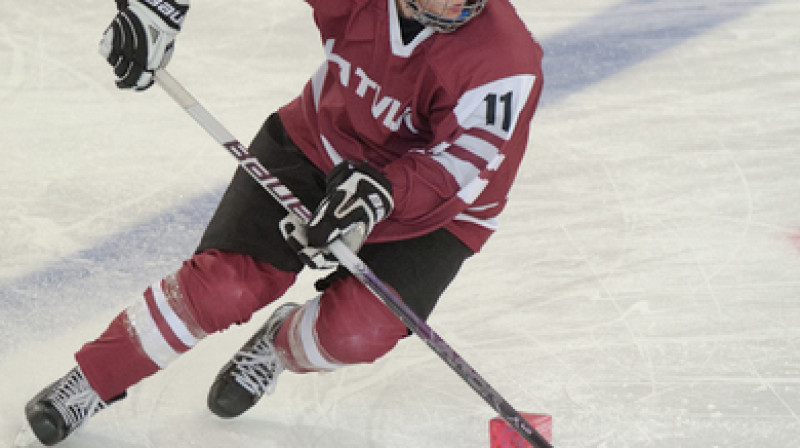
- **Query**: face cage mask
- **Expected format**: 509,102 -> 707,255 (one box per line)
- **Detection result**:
404,0 -> 487,33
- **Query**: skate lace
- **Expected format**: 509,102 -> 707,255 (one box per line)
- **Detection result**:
232,337 -> 284,397
50,369 -> 106,430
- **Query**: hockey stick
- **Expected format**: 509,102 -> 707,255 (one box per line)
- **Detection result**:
153,69 -> 553,448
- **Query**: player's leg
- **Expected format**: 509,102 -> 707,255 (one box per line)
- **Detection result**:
207,228 -> 473,417
75,250 -> 298,399
25,250 -> 297,445
23,113 -> 323,445
279,228 -> 474,368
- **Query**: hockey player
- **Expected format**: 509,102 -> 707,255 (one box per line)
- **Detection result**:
23,0 -> 543,445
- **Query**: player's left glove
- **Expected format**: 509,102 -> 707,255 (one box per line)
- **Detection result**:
99,0 -> 190,91
279,161 -> 393,269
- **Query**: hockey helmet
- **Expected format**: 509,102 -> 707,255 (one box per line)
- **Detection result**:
403,0 -> 487,33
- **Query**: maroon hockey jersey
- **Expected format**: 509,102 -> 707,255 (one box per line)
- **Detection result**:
279,0 -> 543,252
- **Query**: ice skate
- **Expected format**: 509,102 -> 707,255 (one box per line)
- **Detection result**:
24,366 -> 124,446
207,302 -> 298,418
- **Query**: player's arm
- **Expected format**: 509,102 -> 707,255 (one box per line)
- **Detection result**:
382,74 -> 540,234
99,0 -> 190,90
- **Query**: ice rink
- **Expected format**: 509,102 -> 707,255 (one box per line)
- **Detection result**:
2,0 -> 799,446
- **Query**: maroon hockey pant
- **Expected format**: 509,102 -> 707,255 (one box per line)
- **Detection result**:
75,249 -> 409,401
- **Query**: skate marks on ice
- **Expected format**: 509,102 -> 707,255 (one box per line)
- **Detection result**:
10,382 -> 386,448
11,416 -> 381,448
3,0 -> 800,447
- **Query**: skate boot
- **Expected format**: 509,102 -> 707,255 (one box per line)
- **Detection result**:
207,302 -> 298,418
24,366 -> 125,446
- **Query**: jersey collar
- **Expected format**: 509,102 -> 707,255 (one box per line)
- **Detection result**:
388,0 -> 434,57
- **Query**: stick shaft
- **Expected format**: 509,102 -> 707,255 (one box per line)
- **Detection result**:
154,69 -> 552,448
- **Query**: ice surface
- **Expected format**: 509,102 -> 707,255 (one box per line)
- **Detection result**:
2,0 -> 799,446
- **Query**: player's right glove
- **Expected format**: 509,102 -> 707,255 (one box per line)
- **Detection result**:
279,161 -> 394,270
99,0 -> 190,91
280,213 -> 339,270
307,161 -> 394,249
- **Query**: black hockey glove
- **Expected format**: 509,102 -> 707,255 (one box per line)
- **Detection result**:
308,161 -> 394,247
280,213 -> 339,270
279,162 -> 394,269
99,0 -> 190,91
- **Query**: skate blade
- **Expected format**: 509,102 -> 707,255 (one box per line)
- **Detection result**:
13,425 -> 43,448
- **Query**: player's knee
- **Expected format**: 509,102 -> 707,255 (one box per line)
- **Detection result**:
176,250 -> 296,333
316,279 -> 408,365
